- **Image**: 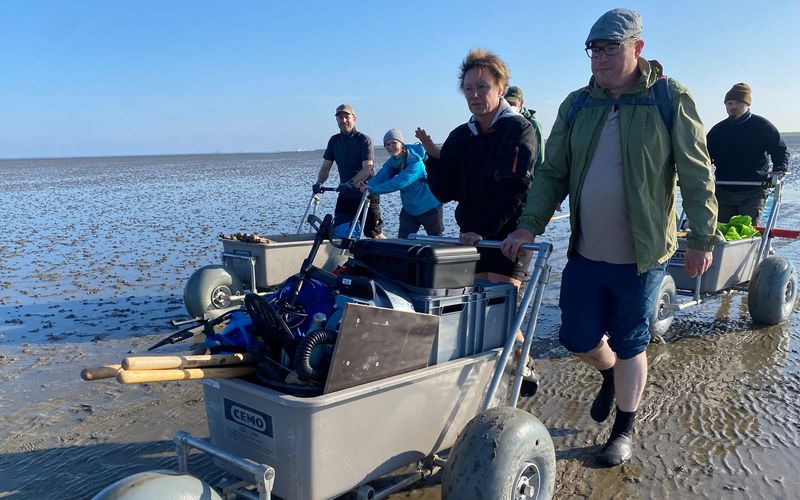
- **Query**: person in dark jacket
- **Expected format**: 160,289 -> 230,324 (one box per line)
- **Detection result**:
415,48 -> 538,287
707,83 -> 789,223
315,104 -> 385,238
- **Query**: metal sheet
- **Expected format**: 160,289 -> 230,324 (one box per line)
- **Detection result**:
323,303 -> 439,394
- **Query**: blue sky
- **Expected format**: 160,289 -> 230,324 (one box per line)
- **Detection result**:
2,1 -> 799,158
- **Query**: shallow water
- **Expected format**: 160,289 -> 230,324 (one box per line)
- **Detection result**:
0,141 -> 798,499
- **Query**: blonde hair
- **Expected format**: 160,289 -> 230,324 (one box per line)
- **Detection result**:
458,48 -> 510,92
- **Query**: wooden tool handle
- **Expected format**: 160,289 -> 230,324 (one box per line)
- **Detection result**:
116,366 -> 256,384
122,353 -> 258,370
81,364 -> 122,381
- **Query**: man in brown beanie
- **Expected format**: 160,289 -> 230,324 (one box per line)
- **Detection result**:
707,83 -> 789,223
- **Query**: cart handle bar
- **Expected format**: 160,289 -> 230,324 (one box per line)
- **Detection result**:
757,227 -> 799,239
175,431 -> 274,500
410,234 -> 554,409
407,234 -> 550,255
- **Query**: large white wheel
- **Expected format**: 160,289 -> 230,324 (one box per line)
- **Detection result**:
650,275 -> 676,339
183,265 -> 244,319
442,407 -> 555,499
748,256 -> 797,325
92,470 -> 221,500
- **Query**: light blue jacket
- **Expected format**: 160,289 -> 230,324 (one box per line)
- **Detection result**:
368,143 -> 441,216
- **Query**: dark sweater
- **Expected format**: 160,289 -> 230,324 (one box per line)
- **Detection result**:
426,114 -> 536,238
706,111 -> 789,190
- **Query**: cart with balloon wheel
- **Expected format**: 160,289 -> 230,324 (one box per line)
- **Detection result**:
181,186 -> 371,322
92,221 -> 558,500
650,171 -> 798,338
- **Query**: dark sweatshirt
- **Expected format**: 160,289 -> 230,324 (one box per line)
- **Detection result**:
426,109 -> 537,239
706,111 -> 789,191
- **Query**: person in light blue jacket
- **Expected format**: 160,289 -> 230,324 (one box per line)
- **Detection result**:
358,129 -> 444,239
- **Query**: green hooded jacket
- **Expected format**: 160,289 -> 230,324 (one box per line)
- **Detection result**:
518,58 -> 721,273
520,107 -> 546,173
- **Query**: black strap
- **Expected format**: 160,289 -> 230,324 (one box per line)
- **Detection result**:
567,77 -> 673,131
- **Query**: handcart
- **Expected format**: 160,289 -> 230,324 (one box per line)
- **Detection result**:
650,172 -> 798,337
182,186 -> 371,320
93,228 -> 558,500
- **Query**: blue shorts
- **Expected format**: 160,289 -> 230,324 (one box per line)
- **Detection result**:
558,253 -> 665,360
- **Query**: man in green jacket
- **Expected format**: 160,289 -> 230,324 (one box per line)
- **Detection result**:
502,8 -> 720,466
505,85 -> 546,173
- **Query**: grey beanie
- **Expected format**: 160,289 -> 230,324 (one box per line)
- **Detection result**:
383,128 -> 405,145
586,8 -> 643,46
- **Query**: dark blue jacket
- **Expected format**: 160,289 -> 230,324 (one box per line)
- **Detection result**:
707,111 -> 789,189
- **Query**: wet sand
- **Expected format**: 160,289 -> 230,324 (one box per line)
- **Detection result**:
1,151 -> 798,499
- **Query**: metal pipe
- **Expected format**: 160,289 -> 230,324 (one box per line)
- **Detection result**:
359,195 -> 370,238
174,431 -> 275,500
431,453 -> 448,468
714,180 -> 764,187
297,194 -> 320,234
676,299 -> 704,310
509,264 -> 550,406
693,274 -> 702,301
757,180 -> 783,262
406,234 -> 553,410
346,190 -> 370,240
372,472 -> 426,500
175,434 -> 189,473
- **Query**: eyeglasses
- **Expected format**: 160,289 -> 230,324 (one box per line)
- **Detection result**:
585,40 -> 634,58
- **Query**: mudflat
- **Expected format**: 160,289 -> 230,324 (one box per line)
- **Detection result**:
1,152 -> 798,498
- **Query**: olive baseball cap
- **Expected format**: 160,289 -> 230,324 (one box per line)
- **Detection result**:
585,8 -> 643,46
505,86 -> 524,104
335,104 -> 355,116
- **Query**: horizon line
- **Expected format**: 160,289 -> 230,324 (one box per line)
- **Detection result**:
2,131 -> 799,161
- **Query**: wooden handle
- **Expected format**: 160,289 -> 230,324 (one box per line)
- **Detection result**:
122,353 -> 259,371
116,366 -> 256,384
81,364 -> 122,381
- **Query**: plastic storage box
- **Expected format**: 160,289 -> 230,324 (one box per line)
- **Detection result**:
668,237 -> 760,292
411,283 -> 517,364
220,234 -> 334,289
203,351 -> 505,500
350,239 -> 480,289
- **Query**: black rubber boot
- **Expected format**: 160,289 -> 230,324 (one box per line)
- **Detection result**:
590,367 -> 615,422
596,407 -> 635,467
520,360 -> 540,397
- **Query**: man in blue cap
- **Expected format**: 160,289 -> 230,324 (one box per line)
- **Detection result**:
502,8 -> 720,466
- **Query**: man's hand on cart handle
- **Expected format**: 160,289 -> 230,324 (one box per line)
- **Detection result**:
684,248 -> 713,278
336,181 -> 355,193
312,183 -> 341,194
460,232 -> 483,246
501,228 -> 535,262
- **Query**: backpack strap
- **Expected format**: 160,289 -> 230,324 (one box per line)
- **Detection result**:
566,76 -> 674,131
651,76 -> 673,132
566,86 -> 592,127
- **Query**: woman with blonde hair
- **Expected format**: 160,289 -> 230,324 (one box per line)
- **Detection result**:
416,48 -> 538,287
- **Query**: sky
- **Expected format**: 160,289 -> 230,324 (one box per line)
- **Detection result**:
2,0 -> 799,159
